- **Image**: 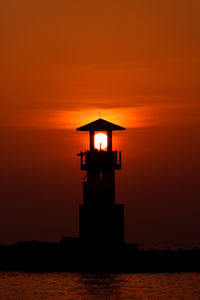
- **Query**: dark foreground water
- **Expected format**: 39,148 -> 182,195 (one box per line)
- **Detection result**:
0,272 -> 200,299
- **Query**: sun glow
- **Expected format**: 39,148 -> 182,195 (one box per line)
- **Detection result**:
94,133 -> 107,150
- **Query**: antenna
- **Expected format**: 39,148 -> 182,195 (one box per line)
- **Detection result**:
98,111 -> 101,119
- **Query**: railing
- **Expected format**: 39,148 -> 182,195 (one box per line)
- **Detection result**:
80,151 -> 86,167
114,151 -> 121,165
114,150 -> 121,169
78,150 -> 122,170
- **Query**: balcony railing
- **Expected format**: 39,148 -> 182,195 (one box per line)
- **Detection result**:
78,150 -> 121,170
114,150 -> 121,169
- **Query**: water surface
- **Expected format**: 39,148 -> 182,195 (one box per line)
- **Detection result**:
0,272 -> 200,299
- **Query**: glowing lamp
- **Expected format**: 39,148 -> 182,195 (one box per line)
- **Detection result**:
94,133 -> 107,150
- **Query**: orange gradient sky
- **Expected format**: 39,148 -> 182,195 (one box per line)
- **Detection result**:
0,0 -> 200,245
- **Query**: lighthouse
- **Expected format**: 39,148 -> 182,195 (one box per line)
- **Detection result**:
77,118 -> 125,246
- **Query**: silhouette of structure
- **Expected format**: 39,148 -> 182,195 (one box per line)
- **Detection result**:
1,118 -> 200,272
77,118 -> 125,246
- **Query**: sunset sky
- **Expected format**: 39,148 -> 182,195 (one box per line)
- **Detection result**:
0,0 -> 200,246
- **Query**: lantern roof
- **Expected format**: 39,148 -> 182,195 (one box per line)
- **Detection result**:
77,118 -> 125,131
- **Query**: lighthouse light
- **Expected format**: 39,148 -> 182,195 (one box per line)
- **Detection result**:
94,133 -> 107,150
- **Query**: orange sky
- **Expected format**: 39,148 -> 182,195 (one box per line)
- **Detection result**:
0,0 -> 200,246
1,0 -> 200,128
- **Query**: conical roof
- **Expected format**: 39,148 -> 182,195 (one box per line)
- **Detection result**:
77,118 -> 125,131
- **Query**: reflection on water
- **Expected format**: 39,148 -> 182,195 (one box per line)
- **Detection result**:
0,272 -> 200,299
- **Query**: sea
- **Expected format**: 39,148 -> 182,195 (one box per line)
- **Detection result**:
0,271 -> 200,299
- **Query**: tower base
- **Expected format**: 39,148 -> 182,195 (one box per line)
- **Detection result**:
79,204 -> 124,246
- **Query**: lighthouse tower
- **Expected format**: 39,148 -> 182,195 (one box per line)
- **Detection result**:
77,119 -> 125,246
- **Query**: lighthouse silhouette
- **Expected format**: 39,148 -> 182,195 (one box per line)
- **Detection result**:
77,118 -> 125,246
